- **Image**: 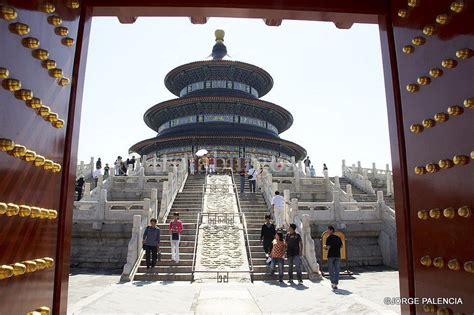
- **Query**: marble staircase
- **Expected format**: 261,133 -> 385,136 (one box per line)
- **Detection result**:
238,190 -> 310,281
133,175 -> 205,281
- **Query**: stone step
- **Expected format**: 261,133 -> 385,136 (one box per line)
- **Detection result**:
140,259 -> 193,266
159,246 -> 195,253
134,272 -> 193,282
160,252 -> 194,259
165,217 -> 199,221
157,229 -> 197,236
156,235 -> 196,241
252,272 -> 309,281
174,197 -> 202,201
137,265 -> 193,273
252,264 -> 309,273
158,241 -> 195,247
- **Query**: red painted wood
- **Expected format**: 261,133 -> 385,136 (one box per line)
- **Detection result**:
390,0 -> 474,314
379,14 -> 416,314
53,5 -> 93,315
0,2 -> 81,314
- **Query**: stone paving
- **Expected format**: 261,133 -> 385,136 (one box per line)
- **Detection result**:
67,268 -> 401,314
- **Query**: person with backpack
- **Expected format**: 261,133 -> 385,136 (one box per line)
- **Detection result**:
247,165 -> 257,193
142,218 -> 161,269
325,225 -> 343,290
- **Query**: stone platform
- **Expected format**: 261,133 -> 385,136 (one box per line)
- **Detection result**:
68,267 -> 400,314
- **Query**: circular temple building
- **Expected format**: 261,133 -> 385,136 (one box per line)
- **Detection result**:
129,30 -> 306,163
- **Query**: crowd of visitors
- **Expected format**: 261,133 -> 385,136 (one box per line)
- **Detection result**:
261,215 -> 343,288
75,155 -> 138,201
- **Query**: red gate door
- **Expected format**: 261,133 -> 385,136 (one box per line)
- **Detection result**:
0,1 -> 84,314
383,0 -> 473,313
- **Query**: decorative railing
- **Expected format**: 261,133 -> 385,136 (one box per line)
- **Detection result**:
76,157 -> 94,180
159,158 -> 188,221
121,214 -> 146,282
73,188 -> 158,222
342,159 -> 393,196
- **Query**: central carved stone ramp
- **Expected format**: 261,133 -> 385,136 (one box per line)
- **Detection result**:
194,175 -> 251,282
238,191 -> 309,281
134,174 -> 205,282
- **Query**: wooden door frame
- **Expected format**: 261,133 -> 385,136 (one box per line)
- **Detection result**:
58,1 -> 414,313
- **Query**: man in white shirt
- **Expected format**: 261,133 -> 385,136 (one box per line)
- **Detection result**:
93,166 -> 102,188
248,165 -> 257,193
271,191 -> 286,229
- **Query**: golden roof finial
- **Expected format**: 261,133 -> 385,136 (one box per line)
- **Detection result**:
215,29 -> 225,42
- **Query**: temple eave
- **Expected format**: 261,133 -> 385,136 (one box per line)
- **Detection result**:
129,135 -> 306,160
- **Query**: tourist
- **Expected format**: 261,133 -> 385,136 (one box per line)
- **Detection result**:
247,165 -> 257,193
325,225 -> 343,290
309,165 -> 316,177
260,214 -> 276,258
130,156 -> 136,170
271,191 -> 285,229
114,156 -> 122,175
202,155 -> 209,174
169,212 -> 183,263
142,218 -> 161,269
209,155 -> 216,174
189,156 -> 196,175
270,231 -> 286,283
304,156 -> 311,169
104,163 -> 110,177
120,161 -> 128,176
96,157 -> 102,170
286,223 -> 303,284
323,163 -> 328,177
92,166 -> 102,187
75,176 -> 85,201
239,169 -> 246,193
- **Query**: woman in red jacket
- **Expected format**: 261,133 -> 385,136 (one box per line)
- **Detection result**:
169,212 -> 183,263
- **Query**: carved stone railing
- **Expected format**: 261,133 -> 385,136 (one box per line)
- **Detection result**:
121,214 -> 146,282
76,157 -> 94,180
159,158 -> 188,221
342,160 -> 393,196
73,188 -> 157,222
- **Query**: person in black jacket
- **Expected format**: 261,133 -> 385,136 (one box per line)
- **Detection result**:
325,225 -> 343,289
260,214 -> 276,258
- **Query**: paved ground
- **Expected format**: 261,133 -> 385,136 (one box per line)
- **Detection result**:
68,267 -> 400,314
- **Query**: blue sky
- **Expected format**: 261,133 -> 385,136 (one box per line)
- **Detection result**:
78,17 -> 391,175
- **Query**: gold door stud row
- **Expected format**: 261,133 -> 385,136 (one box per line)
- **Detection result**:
27,306 -> 51,315
417,206 -> 471,219
3,7 -> 73,85
0,257 -> 54,280
1,2 -> 80,20
1,69 -> 66,127
420,256 -> 473,273
401,1 -> 465,54
406,48 -> 472,93
0,139 -> 62,173
423,304 -> 458,315
0,202 -> 58,219
414,153 -> 472,175
409,99 -> 472,133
